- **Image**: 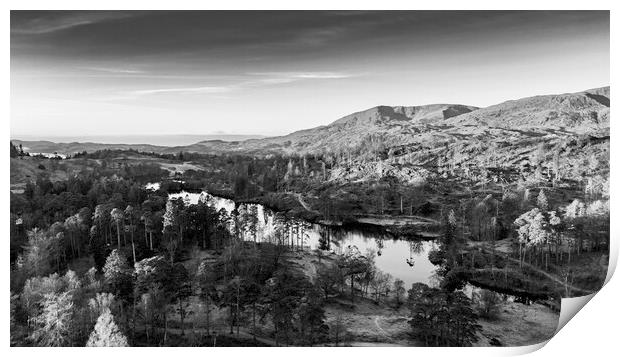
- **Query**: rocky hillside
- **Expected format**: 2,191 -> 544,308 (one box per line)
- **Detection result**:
206,104 -> 478,155
444,87 -> 610,135
321,87 -> 610,191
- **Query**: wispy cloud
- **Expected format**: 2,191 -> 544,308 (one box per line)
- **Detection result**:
295,27 -> 350,47
81,67 -> 145,74
13,20 -> 92,34
251,72 -> 354,80
11,12 -> 134,35
130,86 -> 234,96
124,71 -> 356,97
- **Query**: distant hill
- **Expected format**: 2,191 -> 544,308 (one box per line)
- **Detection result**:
188,104 -> 479,155
443,87 -> 610,135
11,86 -> 610,157
190,87 -> 609,155
11,134 -> 267,152
11,140 -> 171,156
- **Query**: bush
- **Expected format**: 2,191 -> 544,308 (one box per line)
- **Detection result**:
475,290 -> 502,320
428,249 -> 445,265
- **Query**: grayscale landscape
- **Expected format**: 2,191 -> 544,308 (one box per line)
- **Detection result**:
10,10 -> 610,347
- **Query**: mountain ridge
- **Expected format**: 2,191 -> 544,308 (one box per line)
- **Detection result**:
12,86 -> 610,156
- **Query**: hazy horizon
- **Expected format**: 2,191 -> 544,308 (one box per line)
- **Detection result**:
11,133 -> 271,146
11,11 -> 610,138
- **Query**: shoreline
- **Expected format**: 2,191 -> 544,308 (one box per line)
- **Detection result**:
165,184 -> 596,307
167,185 -> 444,239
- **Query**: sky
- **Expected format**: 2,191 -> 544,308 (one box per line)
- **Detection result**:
11,10 -> 610,139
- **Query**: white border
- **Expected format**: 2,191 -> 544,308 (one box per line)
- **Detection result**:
3,2 -> 616,357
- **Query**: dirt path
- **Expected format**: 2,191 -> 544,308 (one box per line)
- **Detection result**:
473,244 -> 597,296
374,317 -> 390,338
292,193 -> 321,214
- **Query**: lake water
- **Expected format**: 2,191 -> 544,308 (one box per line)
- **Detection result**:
29,152 -> 67,159
163,189 -> 535,304
166,190 -> 441,288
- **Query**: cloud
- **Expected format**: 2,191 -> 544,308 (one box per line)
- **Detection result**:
11,11 -> 135,35
248,71 -> 357,85
252,72 -> 354,80
295,26 -> 350,47
130,86 -> 234,96
81,67 -> 145,74
123,71 -> 356,97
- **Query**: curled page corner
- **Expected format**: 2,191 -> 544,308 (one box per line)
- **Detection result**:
497,236 -> 616,355
555,293 -> 596,333
504,340 -> 550,355
604,241 -> 617,285
515,291 -> 604,354
570,238 -> 619,335
552,234 -> 617,337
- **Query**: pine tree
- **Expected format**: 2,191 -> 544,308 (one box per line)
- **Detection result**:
110,208 -> 124,249
86,308 -> 129,347
537,189 -> 549,210
103,249 -> 132,301
31,291 -> 74,346
103,250 -> 130,284
90,225 -> 106,272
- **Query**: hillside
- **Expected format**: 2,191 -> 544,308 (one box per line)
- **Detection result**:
12,104 -> 478,156
443,87 -> 610,135
202,104 -> 479,155
12,86 -> 609,158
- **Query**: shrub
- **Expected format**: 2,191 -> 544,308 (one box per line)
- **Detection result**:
474,290 -> 502,320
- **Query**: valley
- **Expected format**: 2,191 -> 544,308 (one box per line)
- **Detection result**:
9,86 -> 610,347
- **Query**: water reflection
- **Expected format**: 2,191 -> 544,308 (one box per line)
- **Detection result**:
306,226 -> 440,288
168,190 -> 440,288
463,284 -> 532,305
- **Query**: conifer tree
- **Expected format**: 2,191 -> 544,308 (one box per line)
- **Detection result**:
537,189 -> 549,210
86,308 -> 129,347
31,291 -> 74,346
